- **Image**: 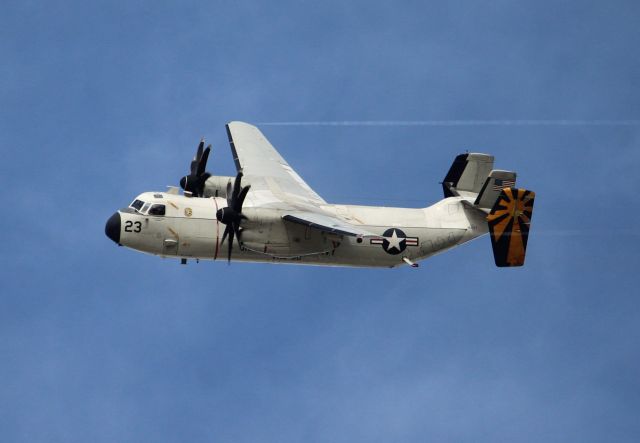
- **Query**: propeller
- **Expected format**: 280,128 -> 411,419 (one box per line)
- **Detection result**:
216,172 -> 251,263
179,139 -> 212,197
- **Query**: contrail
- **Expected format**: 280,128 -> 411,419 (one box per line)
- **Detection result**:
257,120 -> 640,127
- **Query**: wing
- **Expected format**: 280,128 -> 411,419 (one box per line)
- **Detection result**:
226,121 -> 326,207
282,212 -> 378,237
226,122 -> 375,238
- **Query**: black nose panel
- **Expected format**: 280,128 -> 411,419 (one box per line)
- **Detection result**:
105,212 -> 121,244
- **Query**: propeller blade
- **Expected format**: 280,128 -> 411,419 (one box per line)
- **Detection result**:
227,227 -> 235,263
226,180 -> 233,207
196,140 -> 204,160
217,172 -> 251,264
197,145 -> 211,176
233,221 -> 243,243
191,140 -> 205,174
234,173 -> 244,201
220,224 -> 229,246
235,185 -> 251,212
182,139 -> 212,197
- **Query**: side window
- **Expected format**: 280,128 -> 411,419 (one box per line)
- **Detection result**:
130,199 -> 144,211
141,203 -> 151,213
149,204 -> 166,216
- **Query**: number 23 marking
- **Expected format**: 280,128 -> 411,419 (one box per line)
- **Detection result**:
124,221 -> 142,233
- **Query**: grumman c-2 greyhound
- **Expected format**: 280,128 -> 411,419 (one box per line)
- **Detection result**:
105,122 -> 535,268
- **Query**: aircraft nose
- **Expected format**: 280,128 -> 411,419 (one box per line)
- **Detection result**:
105,212 -> 121,244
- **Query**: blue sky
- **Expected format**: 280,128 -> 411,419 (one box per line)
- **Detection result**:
1,1 -> 639,442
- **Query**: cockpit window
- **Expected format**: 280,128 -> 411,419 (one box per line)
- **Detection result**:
141,202 -> 151,213
130,199 -> 144,211
148,204 -> 166,216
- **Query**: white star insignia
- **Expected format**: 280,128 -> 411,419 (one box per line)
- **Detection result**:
385,229 -> 405,252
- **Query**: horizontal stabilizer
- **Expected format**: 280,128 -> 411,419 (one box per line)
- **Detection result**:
487,188 -> 535,267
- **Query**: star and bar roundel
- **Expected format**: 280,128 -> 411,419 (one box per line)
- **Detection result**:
370,228 -> 419,255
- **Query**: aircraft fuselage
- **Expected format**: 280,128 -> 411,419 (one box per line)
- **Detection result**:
105,191 -> 488,268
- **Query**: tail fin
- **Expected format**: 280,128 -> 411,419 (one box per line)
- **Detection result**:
474,170 -> 517,209
487,188 -> 535,267
442,153 -> 494,199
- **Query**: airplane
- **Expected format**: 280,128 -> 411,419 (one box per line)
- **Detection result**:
105,121 -> 535,268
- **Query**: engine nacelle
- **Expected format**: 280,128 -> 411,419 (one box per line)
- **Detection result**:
203,175 -> 235,198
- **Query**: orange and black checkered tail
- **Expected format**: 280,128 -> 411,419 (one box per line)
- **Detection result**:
486,188 -> 535,267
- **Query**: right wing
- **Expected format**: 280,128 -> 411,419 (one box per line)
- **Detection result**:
226,122 -> 375,238
226,121 -> 326,208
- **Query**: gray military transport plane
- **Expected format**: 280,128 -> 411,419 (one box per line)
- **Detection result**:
105,121 -> 535,268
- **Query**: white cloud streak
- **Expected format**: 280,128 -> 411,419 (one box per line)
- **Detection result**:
258,120 -> 640,127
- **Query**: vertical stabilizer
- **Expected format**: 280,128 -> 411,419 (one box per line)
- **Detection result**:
487,188 -> 535,267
